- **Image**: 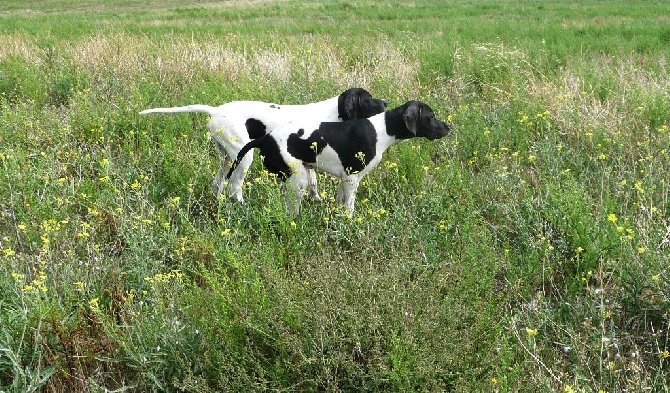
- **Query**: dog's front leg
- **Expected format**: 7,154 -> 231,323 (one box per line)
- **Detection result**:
337,175 -> 361,213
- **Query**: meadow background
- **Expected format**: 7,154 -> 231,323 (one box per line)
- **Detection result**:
1,0 -> 669,391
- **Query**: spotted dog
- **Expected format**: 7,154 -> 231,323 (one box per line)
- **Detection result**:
227,100 -> 451,214
140,88 -> 387,202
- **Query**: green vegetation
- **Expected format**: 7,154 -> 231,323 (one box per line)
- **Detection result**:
1,0 -> 669,391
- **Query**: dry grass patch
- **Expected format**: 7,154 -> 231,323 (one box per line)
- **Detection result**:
0,33 -> 43,64
63,32 -> 419,92
70,33 -> 153,76
528,56 -> 670,141
1,29 -> 420,101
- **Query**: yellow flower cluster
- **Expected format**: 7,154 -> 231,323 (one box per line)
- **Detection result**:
517,111 -> 531,125
174,236 -> 189,255
581,270 -> 593,284
144,269 -> 185,284
15,270 -> 48,294
168,196 -> 181,208
605,214 -> 647,253
77,221 -> 92,238
366,208 -> 387,219
40,219 -> 68,250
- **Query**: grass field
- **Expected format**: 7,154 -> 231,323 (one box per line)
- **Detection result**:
1,0 -> 670,391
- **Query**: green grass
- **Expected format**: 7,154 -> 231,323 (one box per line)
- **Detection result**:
1,0 -> 670,391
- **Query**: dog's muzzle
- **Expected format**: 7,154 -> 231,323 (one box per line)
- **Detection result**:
427,121 -> 451,140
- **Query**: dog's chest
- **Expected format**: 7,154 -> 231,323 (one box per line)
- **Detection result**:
300,121 -> 383,177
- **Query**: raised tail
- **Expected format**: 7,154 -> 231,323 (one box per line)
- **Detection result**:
226,137 -> 265,180
139,104 -> 216,115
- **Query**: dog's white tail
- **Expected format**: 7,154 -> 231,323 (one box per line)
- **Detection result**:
139,105 -> 216,115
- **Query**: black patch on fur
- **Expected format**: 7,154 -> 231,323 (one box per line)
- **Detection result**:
270,104 -> 281,109
245,118 -> 267,139
256,137 -> 291,181
287,119 -> 378,174
228,134 -> 291,182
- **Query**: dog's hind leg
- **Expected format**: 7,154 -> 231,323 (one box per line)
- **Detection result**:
213,154 -> 232,197
225,152 -> 253,203
211,139 -> 246,201
286,166 -> 310,216
306,169 -> 321,200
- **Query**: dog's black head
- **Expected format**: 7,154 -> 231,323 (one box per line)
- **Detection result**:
338,88 -> 388,121
399,100 -> 450,140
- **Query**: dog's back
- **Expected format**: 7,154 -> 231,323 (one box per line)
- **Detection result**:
207,98 -> 340,136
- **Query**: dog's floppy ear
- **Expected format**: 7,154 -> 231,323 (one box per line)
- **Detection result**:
402,102 -> 421,135
341,93 -> 360,120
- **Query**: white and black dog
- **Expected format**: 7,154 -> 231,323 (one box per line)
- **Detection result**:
139,88 -> 387,202
226,100 -> 451,214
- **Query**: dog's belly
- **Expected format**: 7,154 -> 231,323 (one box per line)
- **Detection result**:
312,146 -> 349,177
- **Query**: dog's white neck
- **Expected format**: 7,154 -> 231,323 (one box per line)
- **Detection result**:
367,112 -> 398,152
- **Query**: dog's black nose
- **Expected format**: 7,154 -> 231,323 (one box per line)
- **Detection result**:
381,99 -> 388,108
443,121 -> 452,132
